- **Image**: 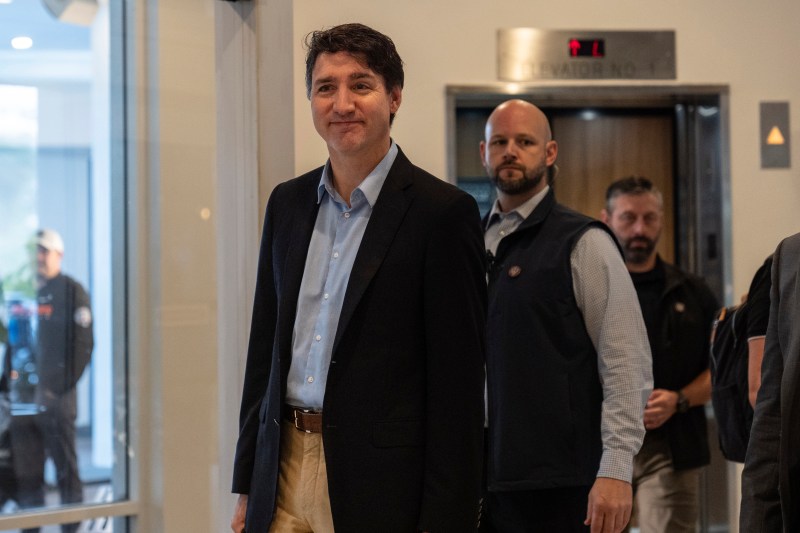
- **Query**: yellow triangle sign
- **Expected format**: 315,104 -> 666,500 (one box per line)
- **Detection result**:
767,126 -> 785,145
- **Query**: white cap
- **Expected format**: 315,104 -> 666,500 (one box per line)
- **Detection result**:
36,228 -> 65,254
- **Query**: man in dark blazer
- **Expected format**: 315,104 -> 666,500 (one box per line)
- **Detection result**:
741,231 -> 800,532
230,23 -> 486,533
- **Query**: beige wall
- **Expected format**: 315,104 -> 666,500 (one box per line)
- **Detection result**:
292,0 -> 800,300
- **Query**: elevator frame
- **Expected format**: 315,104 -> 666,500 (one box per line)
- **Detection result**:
446,83 -> 733,532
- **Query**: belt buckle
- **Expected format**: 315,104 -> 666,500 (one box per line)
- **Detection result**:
293,407 -> 313,433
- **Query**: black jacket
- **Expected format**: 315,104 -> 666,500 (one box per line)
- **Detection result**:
35,273 -> 93,418
232,148 -> 487,533
644,259 -> 718,470
741,233 -> 800,532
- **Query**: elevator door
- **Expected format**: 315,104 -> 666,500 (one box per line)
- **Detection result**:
549,109 -> 675,263
450,88 -> 727,302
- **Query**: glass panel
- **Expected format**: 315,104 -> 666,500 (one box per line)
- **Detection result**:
0,0 -> 127,529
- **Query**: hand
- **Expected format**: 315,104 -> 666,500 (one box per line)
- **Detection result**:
643,388 -> 678,430
584,477 -> 632,533
231,494 -> 247,533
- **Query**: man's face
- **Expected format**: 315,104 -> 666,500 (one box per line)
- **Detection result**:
603,192 -> 663,265
310,51 -> 401,161
480,103 -> 557,199
36,245 -> 62,280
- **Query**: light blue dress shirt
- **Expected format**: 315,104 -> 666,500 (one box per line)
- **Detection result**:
285,142 -> 398,410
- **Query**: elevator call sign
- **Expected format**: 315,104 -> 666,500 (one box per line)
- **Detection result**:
497,29 -> 676,80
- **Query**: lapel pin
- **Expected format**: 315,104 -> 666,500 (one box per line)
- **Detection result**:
508,265 -> 522,278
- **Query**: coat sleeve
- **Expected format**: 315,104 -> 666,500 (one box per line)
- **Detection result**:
70,281 -> 93,389
740,238 -> 787,532
418,191 -> 487,533
231,185 -> 282,494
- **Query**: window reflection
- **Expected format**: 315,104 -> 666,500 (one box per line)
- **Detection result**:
0,0 -> 125,530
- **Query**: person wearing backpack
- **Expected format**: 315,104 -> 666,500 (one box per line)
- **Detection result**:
707,255 -> 772,464
602,177 -> 719,533
744,255 -> 773,408
741,232 -> 800,533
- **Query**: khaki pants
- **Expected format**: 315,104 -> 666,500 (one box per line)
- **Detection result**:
268,421 -> 335,533
626,434 -> 701,533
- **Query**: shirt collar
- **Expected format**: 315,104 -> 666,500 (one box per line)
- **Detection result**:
486,185 -> 550,228
316,140 -> 399,207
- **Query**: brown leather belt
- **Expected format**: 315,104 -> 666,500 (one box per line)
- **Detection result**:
284,405 -> 323,433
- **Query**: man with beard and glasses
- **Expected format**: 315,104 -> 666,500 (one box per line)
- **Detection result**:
480,99 -> 652,533
601,177 -> 718,533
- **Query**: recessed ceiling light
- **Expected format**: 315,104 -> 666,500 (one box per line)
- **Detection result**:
11,36 -> 33,50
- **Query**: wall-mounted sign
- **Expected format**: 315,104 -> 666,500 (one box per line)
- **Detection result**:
760,102 -> 791,169
498,29 -> 676,81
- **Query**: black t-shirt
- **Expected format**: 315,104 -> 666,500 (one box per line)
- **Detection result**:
630,261 -> 666,349
746,256 -> 773,340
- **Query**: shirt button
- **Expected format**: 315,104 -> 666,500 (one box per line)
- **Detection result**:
307,376 -> 314,383
344,212 -> 351,219
499,230 -> 506,236
315,334 -> 321,341
324,293 -> 329,300
333,252 -> 339,259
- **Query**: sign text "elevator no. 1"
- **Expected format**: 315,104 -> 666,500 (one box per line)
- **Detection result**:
497,29 -> 676,81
